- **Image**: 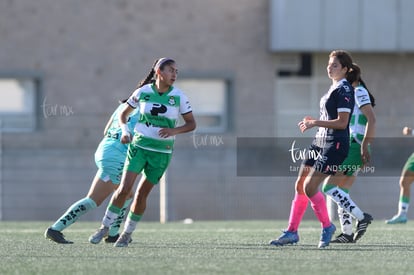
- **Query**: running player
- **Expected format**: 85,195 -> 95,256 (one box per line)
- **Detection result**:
386,126 -> 414,224
270,50 -> 355,249
45,101 -> 139,244
88,57 -> 196,247
322,63 -> 375,243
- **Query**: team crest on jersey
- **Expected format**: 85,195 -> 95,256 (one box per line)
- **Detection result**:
343,85 -> 351,92
168,96 -> 176,106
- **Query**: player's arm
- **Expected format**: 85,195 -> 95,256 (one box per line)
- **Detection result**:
174,112 -> 196,134
103,116 -> 114,136
119,103 -> 135,144
158,112 -> 196,138
298,112 -> 350,133
360,104 -> 376,163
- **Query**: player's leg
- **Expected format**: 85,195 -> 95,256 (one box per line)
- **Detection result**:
114,178 -> 154,247
304,168 -> 336,248
270,164 -> 311,246
89,170 -> 139,244
45,171 -> 115,244
89,142 -> 145,244
322,142 -> 372,242
95,160 -> 135,243
323,143 -> 365,219
114,150 -> 171,247
327,175 -> 355,243
105,194 -> 133,243
324,183 -> 372,242
386,164 -> 414,224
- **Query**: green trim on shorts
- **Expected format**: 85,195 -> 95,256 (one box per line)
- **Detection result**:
125,145 -> 172,185
403,153 -> 414,172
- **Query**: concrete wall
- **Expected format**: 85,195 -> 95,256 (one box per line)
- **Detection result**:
0,0 -> 413,223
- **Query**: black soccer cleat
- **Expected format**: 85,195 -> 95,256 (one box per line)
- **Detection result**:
45,227 -> 73,244
104,233 -> 133,244
354,213 -> 373,242
104,234 -> 119,243
331,233 -> 354,243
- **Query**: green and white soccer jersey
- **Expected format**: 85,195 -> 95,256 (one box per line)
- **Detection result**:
127,83 -> 192,154
350,85 -> 371,143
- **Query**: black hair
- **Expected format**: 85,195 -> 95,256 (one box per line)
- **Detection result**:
119,58 -> 176,103
347,63 -> 376,107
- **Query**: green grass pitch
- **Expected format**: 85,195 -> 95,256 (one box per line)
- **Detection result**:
0,220 -> 413,275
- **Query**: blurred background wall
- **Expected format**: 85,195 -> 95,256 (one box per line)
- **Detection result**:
1,0 -> 413,222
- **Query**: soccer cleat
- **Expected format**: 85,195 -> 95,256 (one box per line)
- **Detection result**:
114,232 -> 132,247
104,234 -> 119,243
354,213 -> 373,242
269,230 -> 299,246
88,226 -> 109,244
44,227 -> 73,244
385,214 -> 407,224
104,234 -> 133,244
331,233 -> 354,243
318,223 -> 336,249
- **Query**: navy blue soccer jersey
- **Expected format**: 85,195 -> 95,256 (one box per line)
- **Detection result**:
314,78 -> 354,146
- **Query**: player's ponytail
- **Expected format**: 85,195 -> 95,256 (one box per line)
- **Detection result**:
359,79 -> 376,107
346,63 -> 359,84
136,58 -> 176,89
346,63 -> 376,108
119,58 -> 175,103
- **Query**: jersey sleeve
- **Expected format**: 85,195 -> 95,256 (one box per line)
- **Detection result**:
354,86 -> 371,108
126,88 -> 141,109
336,85 -> 354,113
180,93 -> 193,115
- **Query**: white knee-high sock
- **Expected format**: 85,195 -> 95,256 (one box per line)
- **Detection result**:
325,187 -> 364,220
338,206 -> 353,235
51,197 -> 97,231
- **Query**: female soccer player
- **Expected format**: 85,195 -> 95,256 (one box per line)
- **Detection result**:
89,57 -> 196,247
270,50 -> 355,248
322,63 -> 376,243
386,126 -> 414,224
45,101 -> 139,244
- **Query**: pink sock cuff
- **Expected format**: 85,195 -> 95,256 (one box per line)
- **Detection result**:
294,193 -> 308,203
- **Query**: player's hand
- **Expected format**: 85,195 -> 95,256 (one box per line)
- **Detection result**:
361,145 -> 371,166
158,128 -> 175,138
403,127 -> 413,136
120,124 -> 132,144
120,132 -> 132,144
298,116 -> 315,133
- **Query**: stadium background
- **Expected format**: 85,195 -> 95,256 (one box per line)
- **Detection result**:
1,0 -> 413,222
